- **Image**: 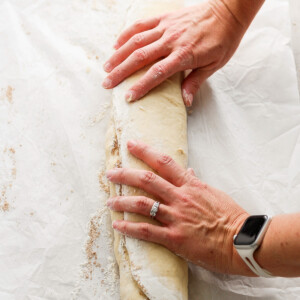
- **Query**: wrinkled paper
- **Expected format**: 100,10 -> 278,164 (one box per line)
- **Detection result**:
0,0 -> 299,299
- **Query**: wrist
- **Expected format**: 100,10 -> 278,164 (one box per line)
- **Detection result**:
217,0 -> 265,30
223,211 -> 257,275
254,214 -> 300,277
229,213 -> 258,276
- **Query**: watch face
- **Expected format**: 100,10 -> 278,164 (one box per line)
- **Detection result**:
234,215 -> 268,246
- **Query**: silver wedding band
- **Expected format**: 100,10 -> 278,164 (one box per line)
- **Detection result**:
150,201 -> 160,219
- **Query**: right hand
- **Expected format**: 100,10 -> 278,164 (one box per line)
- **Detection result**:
107,140 -> 252,275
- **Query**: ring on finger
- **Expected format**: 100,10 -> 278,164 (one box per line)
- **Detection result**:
150,201 -> 160,219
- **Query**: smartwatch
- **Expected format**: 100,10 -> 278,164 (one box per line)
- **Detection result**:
233,215 -> 274,278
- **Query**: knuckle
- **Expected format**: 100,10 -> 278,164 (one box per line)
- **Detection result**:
134,48 -> 148,62
190,177 -> 207,189
159,38 -> 172,52
165,29 -> 182,43
134,19 -> 144,28
140,171 -> 156,184
157,154 -> 173,166
121,222 -> 128,232
152,64 -> 167,78
175,46 -> 194,65
136,143 -> 148,156
139,224 -> 150,239
155,24 -> 164,35
179,193 -> 191,204
189,78 -> 200,91
113,196 -> 121,208
152,16 -> 160,25
118,168 -> 125,180
132,33 -> 144,46
167,230 -> 183,244
136,197 -> 149,209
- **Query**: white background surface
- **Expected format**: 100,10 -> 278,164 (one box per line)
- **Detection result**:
0,0 -> 299,299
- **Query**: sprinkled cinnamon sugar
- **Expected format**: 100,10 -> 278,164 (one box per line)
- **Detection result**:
1,147 -> 16,212
1,200 -> 9,212
78,207 -> 119,298
98,170 -> 109,194
6,86 -> 14,103
111,134 -> 119,156
83,211 -> 103,279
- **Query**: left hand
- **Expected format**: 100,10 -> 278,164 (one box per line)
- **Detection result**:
106,140 -> 253,275
101,1 -> 249,106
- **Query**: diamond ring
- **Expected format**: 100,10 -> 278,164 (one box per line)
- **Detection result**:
150,201 -> 160,219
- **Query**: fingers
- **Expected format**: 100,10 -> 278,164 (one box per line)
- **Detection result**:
125,52 -> 182,102
106,168 -> 175,204
181,68 -> 212,107
104,29 -> 163,73
102,40 -> 168,90
127,140 -> 189,187
112,219 -> 171,247
114,17 -> 161,49
107,196 -> 173,224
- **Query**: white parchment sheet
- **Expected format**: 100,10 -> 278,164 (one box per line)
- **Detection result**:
0,0 -> 299,299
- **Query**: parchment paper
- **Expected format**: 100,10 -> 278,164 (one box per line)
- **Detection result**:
0,0 -> 299,299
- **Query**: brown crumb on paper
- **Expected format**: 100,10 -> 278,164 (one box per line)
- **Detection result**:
1,200 -> 10,212
11,168 -> 16,179
1,186 -> 10,212
6,86 -> 14,103
1,147 -> 16,212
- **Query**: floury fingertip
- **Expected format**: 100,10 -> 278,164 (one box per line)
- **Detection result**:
182,89 -> 193,107
125,90 -> 136,102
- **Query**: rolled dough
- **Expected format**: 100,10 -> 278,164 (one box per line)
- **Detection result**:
105,1 -> 188,299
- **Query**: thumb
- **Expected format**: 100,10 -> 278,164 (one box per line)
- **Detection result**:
181,68 -> 211,107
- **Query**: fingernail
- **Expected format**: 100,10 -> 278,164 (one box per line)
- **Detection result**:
103,62 -> 112,72
106,169 -> 118,178
102,78 -> 112,89
112,221 -> 118,229
113,42 -> 119,49
183,89 -> 193,107
125,90 -> 136,102
127,140 -> 137,149
107,198 -> 113,208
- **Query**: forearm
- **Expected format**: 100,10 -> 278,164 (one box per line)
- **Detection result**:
233,213 -> 300,277
254,213 -> 300,277
214,0 -> 265,29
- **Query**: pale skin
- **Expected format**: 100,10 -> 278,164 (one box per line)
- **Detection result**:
104,0 -> 300,277
107,141 -> 300,277
102,0 -> 265,105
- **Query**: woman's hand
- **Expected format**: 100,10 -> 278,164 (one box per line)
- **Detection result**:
106,140 -> 253,275
102,0 -> 263,106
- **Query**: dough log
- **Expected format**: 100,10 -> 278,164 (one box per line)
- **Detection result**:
105,1 -> 188,299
